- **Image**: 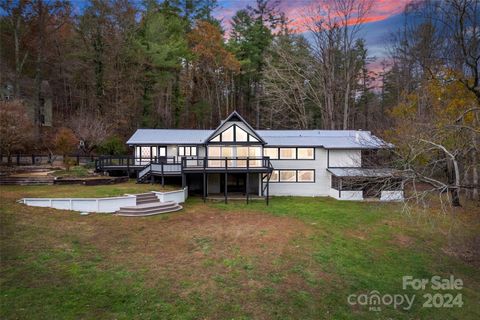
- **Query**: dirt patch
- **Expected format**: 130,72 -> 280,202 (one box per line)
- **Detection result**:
442,235 -> 480,268
345,229 -> 368,241
391,234 -> 414,248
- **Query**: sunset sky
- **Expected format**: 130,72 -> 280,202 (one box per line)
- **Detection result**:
214,0 -> 410,63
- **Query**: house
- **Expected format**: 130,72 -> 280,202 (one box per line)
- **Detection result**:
96,111 -> 404,203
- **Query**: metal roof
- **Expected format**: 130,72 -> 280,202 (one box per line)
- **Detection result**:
127,128 -> 390,149
127,129 -> 212,144
327,168 -> 400,177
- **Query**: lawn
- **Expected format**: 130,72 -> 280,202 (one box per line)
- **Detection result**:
1,182 -> 479,319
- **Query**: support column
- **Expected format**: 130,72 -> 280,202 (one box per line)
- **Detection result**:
224,173 -> 228,204
182,174 -> 186,188
203,172 -> 207,203
266,176 -> 269,206
246,173 -> 250,204
339,178 -> 342,198
161,163 -> 165,187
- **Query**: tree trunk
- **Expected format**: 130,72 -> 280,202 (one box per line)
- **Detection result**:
446,157 -> 461,207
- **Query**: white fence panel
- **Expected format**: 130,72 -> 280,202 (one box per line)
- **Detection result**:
380,191 -> 404,201
21,195 -> 137,213
153,187 -> 188,204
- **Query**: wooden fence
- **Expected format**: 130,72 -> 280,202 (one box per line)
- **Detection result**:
0,154 -> 102,166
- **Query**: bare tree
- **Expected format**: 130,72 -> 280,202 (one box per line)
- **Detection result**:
68,112 -> 110,155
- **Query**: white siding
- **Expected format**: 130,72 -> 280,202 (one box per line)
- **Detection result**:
328,149 -> 361,167
268,148 -> 330,196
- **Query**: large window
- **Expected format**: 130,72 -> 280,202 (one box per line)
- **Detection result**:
178,146 -> 197,156
265,169 -> 315,183
210,124 -> 260,143
264,147 -> 278,160
280,148 -> 296,159
298,170 -> 315,182
297,148 -> 314,160
280,170 -> 296,182
264,147 -> 315,160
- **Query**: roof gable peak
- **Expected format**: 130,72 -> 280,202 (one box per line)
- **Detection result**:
205,111 -> 265,144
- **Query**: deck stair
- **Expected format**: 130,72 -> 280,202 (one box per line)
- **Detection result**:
135,192 -> 160,205
116,192 -> 182,216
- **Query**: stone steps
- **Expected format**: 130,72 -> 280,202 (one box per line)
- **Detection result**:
116,201 -> 182,217
135,192 -> 159,205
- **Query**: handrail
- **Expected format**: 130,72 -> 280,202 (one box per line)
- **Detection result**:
98,155 -> 273,172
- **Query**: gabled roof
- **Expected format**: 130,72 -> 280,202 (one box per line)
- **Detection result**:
204,111 -> 266,144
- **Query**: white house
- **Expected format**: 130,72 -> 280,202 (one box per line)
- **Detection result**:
96,111 -> 403,203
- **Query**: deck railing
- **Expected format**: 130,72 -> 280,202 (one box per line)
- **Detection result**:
97,156 -> 273,174
181,156 -> 272,170
95,156 -> 177,171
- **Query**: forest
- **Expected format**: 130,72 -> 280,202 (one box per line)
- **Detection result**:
0,0 -> 479,204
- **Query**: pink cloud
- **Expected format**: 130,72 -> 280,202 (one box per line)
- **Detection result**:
214,0 -> 408,35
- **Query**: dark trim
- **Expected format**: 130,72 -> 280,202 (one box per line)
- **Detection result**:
178,146 -> 198,156
208,124 -> 262,145
263,147 -> 315,160
266,169 -> 316,183
204,111 -> 266,144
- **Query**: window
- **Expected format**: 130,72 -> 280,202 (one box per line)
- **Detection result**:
280,148 -> 296,159
249,135 -> 259,142
236,127 -> 248,141
264,148 -> 278,160
297,148 -> 314,160
298,170 -> 315,182
209,124 -> 261,143
221,126 -> 234,142
264,147 -> 315,160
137,146 -> 158,159
178,146 -> 197,156
208,146 -> 221,167
270,170 -> 279,182
158,146 -> 166,157
265,169 -> 315,183
280,170 -> 296,182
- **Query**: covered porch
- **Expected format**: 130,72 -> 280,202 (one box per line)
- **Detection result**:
328,168 -> 404,201
185,171 -> 271,204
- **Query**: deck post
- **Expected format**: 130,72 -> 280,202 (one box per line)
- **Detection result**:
339,178 -> 342,198
161,163 -> 164,187
224,158 -> 228,204
203,172 -> 207,202
266,177 -> 269,206
246,158 -> 250,204
224,173 -> 228,204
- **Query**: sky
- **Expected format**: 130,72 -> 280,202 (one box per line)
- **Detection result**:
214,0 -> 411,72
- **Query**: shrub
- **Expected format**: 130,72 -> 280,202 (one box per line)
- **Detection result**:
97,136 -> 126,155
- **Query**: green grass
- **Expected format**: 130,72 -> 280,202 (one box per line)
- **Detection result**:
1,185 -> 479,319
2,180 -> 173,198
